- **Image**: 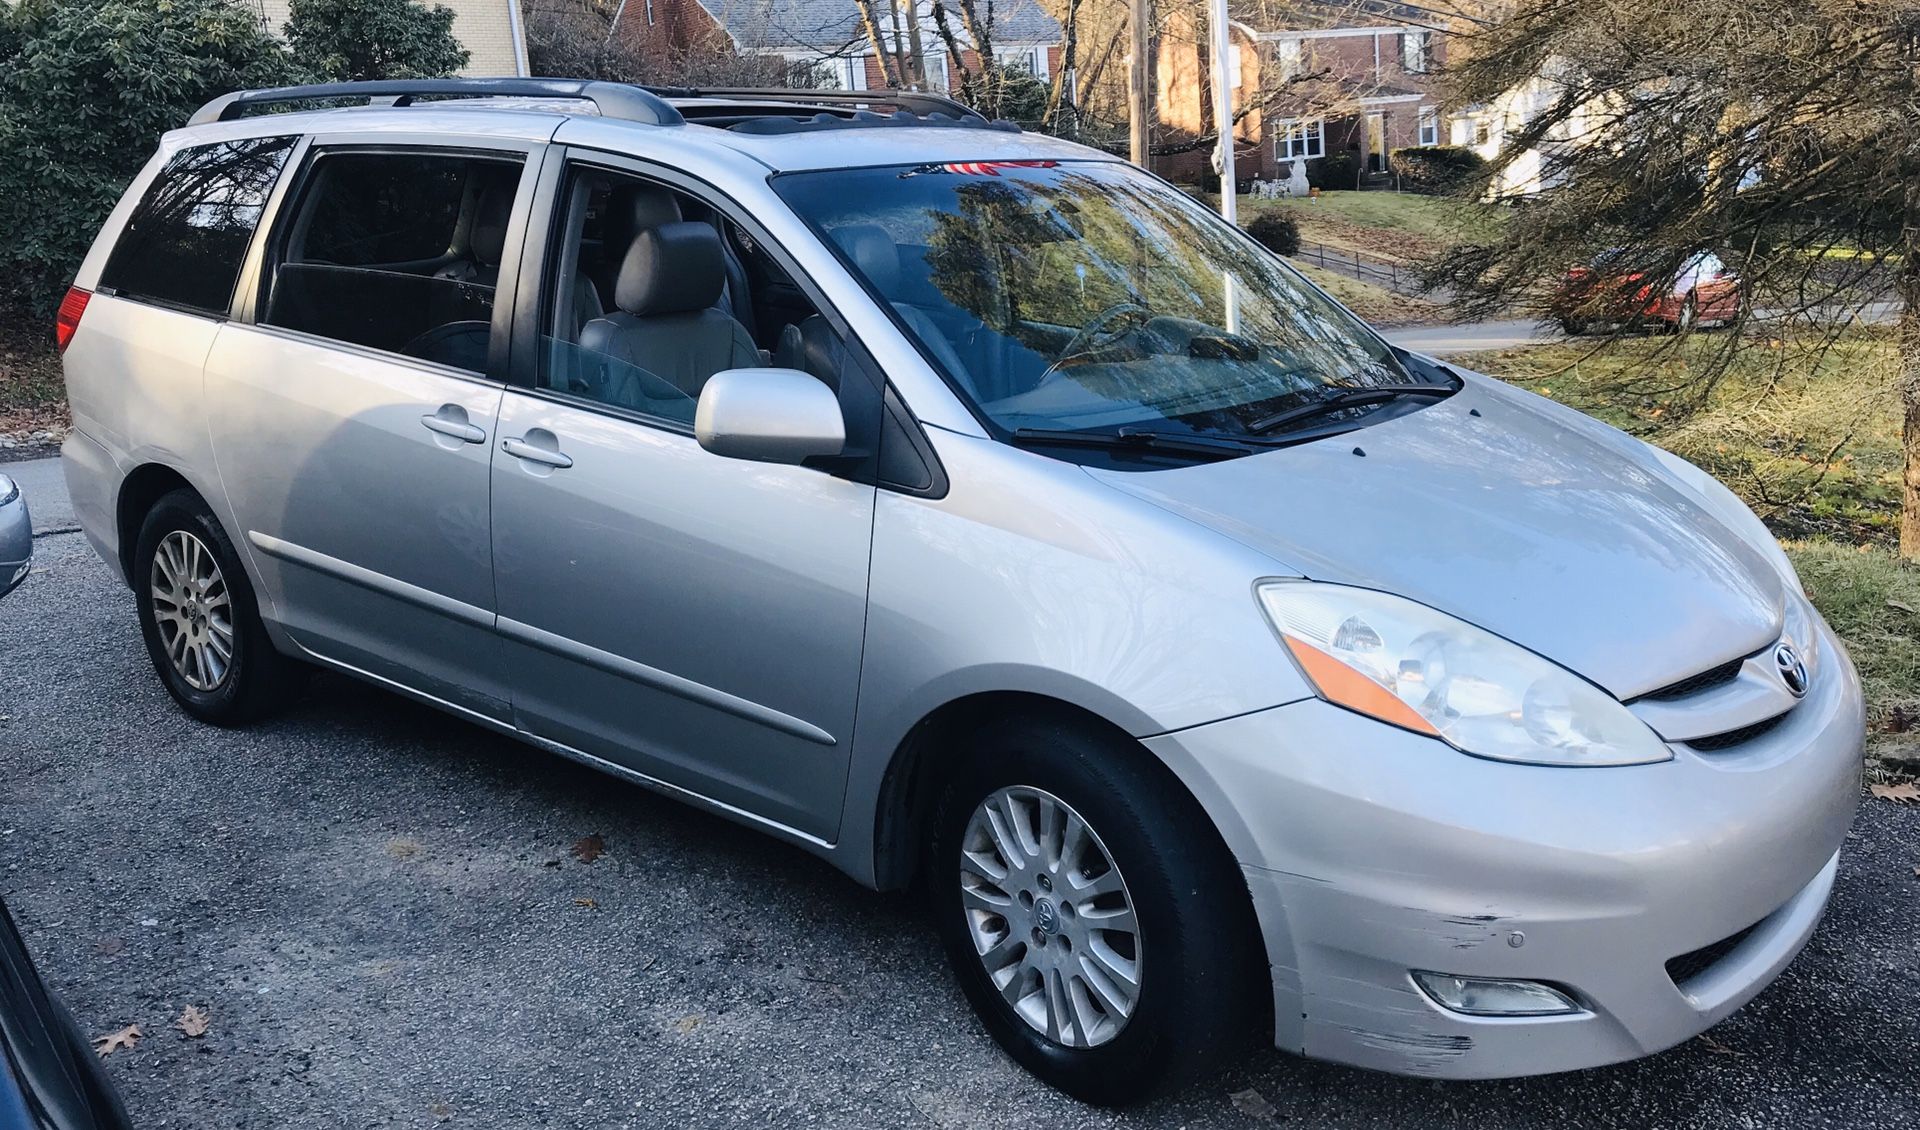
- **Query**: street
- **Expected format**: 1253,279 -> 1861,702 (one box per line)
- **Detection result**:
0,458 -> 1916,1128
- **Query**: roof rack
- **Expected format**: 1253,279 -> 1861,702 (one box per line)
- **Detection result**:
644,86 -> 989,124
187,78 -> 686,127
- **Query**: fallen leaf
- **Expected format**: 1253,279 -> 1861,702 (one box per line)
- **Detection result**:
1889,600 -> 1916,615
1697,1033 -> 1744,1057
1230,1088 -> 1280,1120
386,837 -> 422,860
92,1024 -> 141,1058
1891,707 -> 1915,735
1911,866 -> 1919,880
571,834 -> 606,864
173,1004 -> 210,1039
673,1014 -> 704,1034
1870,782 -> 1920,804
574,897 -> 598,909
94,937 -> 125,957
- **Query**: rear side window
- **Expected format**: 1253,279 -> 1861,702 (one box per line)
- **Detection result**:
98,136 -> 297,317
260,150 -> 524,373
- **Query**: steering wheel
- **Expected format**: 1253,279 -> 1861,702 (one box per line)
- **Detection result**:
1037,302 -> 1153,386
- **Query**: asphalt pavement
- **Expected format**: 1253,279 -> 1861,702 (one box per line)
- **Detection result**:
1,464 -> 1916,1129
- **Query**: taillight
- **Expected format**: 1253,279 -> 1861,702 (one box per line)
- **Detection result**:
55,286 -> 90,353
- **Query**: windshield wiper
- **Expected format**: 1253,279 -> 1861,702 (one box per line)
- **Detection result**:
1247,383 -> 1456,437
1010,426 -> 1255,462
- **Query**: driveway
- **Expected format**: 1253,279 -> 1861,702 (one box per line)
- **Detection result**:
1,460 -> 1916,1128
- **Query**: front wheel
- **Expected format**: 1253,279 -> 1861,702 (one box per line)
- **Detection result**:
928,719 -> 1260,1105
133,489 -> 303,725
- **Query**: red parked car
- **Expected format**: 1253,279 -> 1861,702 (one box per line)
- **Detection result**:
1556,250 -> 1740,335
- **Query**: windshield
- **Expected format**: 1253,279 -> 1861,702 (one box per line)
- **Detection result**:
774,159 -> 1425,441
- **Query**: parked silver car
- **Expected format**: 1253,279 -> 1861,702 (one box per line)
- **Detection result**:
58,79 -> 1863,1103
0,472 -> 30,598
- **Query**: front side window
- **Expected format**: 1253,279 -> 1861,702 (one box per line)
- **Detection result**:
776,160 -> 1428,450
260,150 -> 523,372
1277,119 -> 1324,160
99,136 -> 297,317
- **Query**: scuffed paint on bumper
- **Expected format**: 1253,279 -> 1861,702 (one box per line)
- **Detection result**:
1147,620 -> 1863,1078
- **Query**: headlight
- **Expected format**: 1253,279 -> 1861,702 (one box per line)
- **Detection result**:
1257,581 -> 1671,766
0,474 -> 16,507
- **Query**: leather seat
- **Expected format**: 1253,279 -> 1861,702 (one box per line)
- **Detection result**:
579,221 -> 759,409
436,182 -> 512,285
832,225 -> 979,398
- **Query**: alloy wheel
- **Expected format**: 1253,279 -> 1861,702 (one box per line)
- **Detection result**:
149,529 -> 234,692
958,785 -> 1142,1049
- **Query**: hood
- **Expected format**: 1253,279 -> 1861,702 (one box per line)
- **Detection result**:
1089,375 -> 1785,700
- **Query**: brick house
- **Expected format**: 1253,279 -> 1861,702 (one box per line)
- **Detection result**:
610,0 -> 1063,95
1154,1 -> 1448,189
249,0 -> 532,77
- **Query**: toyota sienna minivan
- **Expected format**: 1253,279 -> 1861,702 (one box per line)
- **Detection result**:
58,78 -> 1863,1104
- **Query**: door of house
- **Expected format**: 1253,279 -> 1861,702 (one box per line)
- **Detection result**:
1367,113 -> 1387,173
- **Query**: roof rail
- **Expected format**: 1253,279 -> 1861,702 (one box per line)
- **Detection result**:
644,86 -> 988,123
187,78 -> 686,127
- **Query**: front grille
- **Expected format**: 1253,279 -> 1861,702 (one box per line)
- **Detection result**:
1641,655 -> 1746,702
1666,921 -> 1761,987
1687,713 -> 1788,752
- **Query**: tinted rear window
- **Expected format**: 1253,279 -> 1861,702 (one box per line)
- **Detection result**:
99,136 -> 297,316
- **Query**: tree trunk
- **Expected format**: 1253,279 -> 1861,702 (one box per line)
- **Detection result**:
855,0 -> 902,87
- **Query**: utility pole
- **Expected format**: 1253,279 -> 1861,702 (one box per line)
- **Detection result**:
1209,0 -> 1236,223
1128,0 -> 1151,166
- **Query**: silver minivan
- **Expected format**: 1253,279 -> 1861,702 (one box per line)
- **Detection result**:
60,79 -> 1863,1103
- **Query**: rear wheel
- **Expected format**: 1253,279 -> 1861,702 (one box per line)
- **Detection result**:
1558,315 -> 1587,336
928,717 -> 1260,1105
133,490 -> 303,725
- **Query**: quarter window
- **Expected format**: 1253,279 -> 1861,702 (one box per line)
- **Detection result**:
98,136 -> 297,317
260,150 -> 523,373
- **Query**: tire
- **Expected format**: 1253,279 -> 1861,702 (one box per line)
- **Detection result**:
132,489 -> 303,725
928,716 -> 1261,1105
1559,316 -> 1587,336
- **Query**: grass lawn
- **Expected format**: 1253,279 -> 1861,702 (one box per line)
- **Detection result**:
1242,190 -> 1503,262
1457,328 -> 1917,771
1292,262 -> 1443,327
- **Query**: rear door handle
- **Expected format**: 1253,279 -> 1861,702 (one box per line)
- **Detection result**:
421,406 -> 486,444
502,434 -> 574,469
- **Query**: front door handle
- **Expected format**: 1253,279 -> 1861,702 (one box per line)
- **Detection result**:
502,433 -> 574,469
421,405 -> 486,444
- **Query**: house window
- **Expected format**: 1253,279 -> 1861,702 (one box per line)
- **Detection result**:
1271,38 -> 1302,80
922,52 -> 949,93
995,47 -> 1047,81
1418,109 -> 1439,147
1401,30 -> 1430,74
845,55 -> 869,91
1276,118 -> 1324,160
1474,118 -> 1492,146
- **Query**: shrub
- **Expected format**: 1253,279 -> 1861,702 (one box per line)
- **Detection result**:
0,0 -> 302,313
1246,211 -> 1302,256
1391,145 -> 1489,195
286,0 -> 468,82
1308,151 -> 1359,191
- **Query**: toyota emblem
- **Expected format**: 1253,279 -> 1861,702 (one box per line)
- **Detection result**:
1773,643 -> 1809,698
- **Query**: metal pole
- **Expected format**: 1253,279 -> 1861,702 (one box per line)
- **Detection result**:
1128,0 -> 1151,166
1209,0 -> 1236,224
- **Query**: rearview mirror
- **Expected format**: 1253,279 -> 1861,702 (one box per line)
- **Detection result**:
695,367 -> 846,465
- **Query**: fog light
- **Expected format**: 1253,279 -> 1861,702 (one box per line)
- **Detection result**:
1412,972 -> 1580,1017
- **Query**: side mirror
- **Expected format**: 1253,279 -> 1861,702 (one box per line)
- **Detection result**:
694,367 -> 846,465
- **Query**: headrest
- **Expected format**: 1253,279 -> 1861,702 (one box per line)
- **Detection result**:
470,183 -> 513,267
833,225 -> 899,290
615,221 -> 726,316
605,185 -> 684,250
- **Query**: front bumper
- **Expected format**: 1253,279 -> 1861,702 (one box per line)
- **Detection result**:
1147,621 -> 1864,1079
